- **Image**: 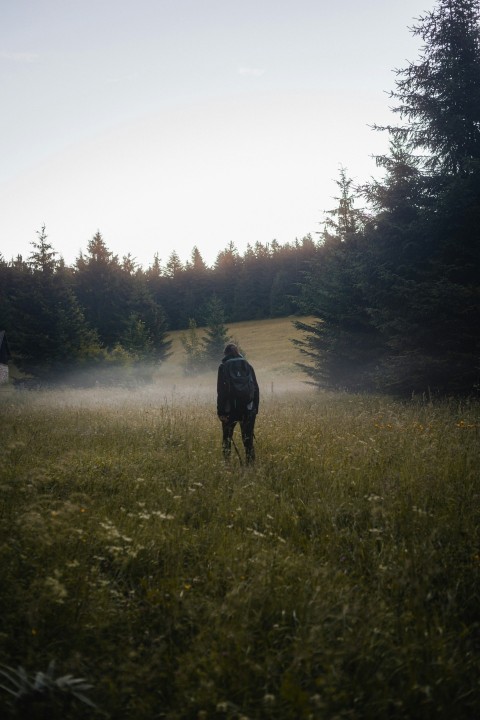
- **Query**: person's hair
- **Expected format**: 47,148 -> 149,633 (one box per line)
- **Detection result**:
224,343 -> 240,357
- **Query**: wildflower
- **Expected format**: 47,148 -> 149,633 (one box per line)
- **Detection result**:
107,545 -> 123,556
152,511 -> 174,520
45,576 -> 68,604
127,547 -> 143,559
99,520 -> 121,539
456,420 -> 478,429
247,528 -> 266,538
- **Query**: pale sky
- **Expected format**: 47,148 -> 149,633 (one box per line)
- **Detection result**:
1,0 -> 429,269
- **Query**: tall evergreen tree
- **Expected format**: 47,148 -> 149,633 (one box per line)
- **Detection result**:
12,229 -> 99,379
213,242 -> 239,320
183,246 -> 210,325
269,270 -> 293,317
378,0 -> 480,175
202,295 -> 231,368
120,314 -> 154,358
28,225 -> 58,274
297,0 -> 480,395
74,232 -> 125,347
180,319 -> 205,375
295,171 -> 382,390
368,0 -> 480,393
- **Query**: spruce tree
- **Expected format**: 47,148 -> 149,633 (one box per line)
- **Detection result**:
12,228 -> 99,380
202,295 -> 231,369
368,0 -> 480,393
180,319 -> 205,375
378,0 -> 480,175
294,170 -> 383,391
74,232 -> 125,347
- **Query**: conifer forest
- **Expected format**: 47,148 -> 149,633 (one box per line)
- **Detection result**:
1,0 -> 479,397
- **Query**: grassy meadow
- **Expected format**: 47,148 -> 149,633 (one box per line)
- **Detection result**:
0,317 -> 479,719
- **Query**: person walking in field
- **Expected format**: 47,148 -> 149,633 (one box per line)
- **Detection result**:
217,343 -> 259,465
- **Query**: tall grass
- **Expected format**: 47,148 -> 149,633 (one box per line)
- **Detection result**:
0,386 -> 478,719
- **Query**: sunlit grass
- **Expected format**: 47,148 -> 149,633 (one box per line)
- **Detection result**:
0,386 -> 479,719
163,315 -> 314,388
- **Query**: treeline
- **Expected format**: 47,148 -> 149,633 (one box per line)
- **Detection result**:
2,0 -> 479,397
0,230 -> 316,382
145,236 -> 316,329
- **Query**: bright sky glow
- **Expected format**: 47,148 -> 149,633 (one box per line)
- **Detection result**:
1,0 -> 429,268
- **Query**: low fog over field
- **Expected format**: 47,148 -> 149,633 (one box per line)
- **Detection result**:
10,316 -> 313,409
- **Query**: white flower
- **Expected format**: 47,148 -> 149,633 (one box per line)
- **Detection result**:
45,576 -> 68,604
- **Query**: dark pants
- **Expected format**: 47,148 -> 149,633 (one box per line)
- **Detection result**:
222,412 -> 256,464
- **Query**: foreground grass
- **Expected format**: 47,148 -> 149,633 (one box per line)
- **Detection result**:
0,387 -> 479,719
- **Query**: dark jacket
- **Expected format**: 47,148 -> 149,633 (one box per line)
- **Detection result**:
217,353 -> 260,418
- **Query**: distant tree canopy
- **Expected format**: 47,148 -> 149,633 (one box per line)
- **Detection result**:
1,231 -> 315,382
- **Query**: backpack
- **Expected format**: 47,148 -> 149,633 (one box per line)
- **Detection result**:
223,357 -> 255,407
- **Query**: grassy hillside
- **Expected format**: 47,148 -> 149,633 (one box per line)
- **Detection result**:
162,315 -> 314,393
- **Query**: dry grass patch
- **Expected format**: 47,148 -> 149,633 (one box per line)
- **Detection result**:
163,315 -> 314,393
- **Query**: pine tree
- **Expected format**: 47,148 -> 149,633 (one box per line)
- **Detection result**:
74,232 -> 125,347
182,246 -> 211,325
143,304 -> 172,364
269,270 -> 293,317
202,295 -> 231,368
180,319 -> 205,375
294,170 -> 382,390
213,242 -> 239,320
120,314 -> 153,358
12,228 -> 99,379
368,0 -> 480,393
164,250 -> 184,278
28,225 -> 58,274
377,0 -> 480,175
